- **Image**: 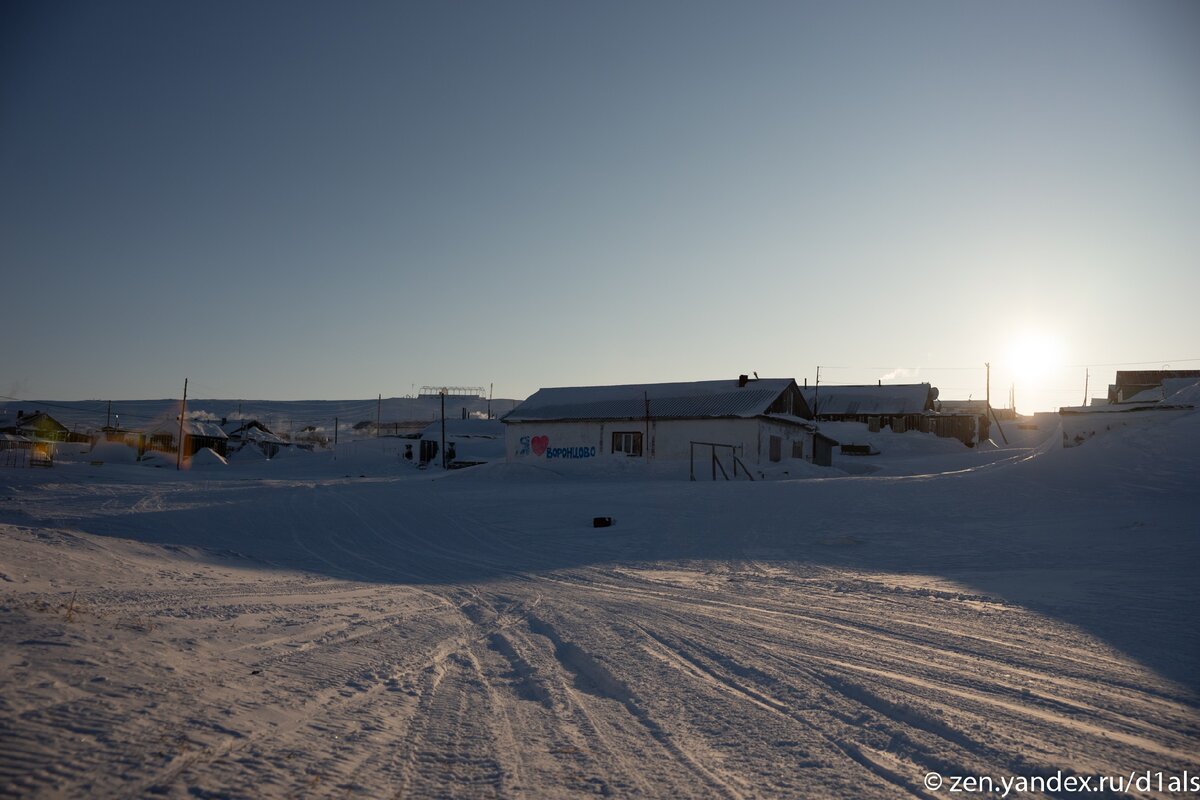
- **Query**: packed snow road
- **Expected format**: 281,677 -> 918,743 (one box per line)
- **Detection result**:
1,423 -> 1197,798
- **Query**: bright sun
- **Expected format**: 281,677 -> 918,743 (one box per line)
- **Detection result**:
1006,332 -> 1066,382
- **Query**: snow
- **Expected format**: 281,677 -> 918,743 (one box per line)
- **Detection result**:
86,440 -> 141,465
0,408 -> 1197,797
186,447 -> 228,468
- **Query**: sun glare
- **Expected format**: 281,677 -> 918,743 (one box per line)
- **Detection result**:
1006,332 -> 1066,382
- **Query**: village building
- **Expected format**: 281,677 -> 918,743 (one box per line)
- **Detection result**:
146,417 -> 229,458
799,384 -> 989,446
502,377 -> 822,472
1,410 -> 77,442
1061,372 -> 1199,447
799,383 -> 936,430
221,419 -> 288,458
1106,370 -> 1200,404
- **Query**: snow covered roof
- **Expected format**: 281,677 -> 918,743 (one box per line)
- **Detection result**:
243,427 -> 287,445
221,419 -> 268,435
1062,378 -> 1198,414
800,384 -> 934,416
505,378 -> 802,422
12,411 -> 69,432
146,418 -> 229,439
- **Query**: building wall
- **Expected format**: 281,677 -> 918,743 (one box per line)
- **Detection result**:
504,417 -> 812,466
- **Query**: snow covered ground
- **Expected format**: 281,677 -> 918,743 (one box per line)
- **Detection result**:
1,414 -> 1197,798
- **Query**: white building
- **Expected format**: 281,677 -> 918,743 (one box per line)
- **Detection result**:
502,377 -> 822,472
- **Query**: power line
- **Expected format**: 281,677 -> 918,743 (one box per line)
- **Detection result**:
818,357 -> 1200,372
1061,357 -> 1200,369
0,395 -> 162,422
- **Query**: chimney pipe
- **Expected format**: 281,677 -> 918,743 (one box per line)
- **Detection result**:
738,375 -> 749,387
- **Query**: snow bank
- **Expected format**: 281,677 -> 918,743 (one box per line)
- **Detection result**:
86,441 -> 140,465
186,448 -> 228,468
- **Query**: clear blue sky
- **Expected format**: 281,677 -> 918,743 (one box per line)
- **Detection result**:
3,1 -> 1198,410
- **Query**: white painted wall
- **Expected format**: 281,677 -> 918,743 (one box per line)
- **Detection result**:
504,417 -> 812,467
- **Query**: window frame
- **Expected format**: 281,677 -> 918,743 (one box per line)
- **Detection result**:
611,431 -> 644,457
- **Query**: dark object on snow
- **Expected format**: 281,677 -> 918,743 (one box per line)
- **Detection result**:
839,443 -> 879,456
593,517 -> 614,528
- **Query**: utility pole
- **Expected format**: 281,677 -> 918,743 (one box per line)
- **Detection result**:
488,382 -> 493,420
106,400 -> 111,429
814,366 -> 821,417
984,363 -> 1008,444
376,394 -> 381,437
440,389 -> 447,469
1083,368 -> 1090,407
644,391 -> 651,458
985,362 -> 990,411
176,378 -> 188,471
334,417 -> 338,447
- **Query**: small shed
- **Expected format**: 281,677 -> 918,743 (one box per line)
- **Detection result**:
0,433 -> 32,467
503,377 -> 818,473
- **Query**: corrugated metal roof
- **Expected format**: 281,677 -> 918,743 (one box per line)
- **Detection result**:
505,379 -> 796,422
800,384 -> 933,415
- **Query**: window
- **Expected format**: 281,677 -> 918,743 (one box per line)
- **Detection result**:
792,440 -> 804,459
612,431 -> 643,456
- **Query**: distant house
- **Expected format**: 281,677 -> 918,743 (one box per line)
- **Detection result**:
146,417 -> 229,458
1062,373 -> 1198,447
2,410 -> 73,442
1106,371 -> 1200,404
221,419 -> 287,457
800,384 -> 936,430
798,384 -> 993,446
503,377 -> 821,473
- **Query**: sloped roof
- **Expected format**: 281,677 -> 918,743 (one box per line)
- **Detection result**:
243,427 -> 287,445
14,411 -> 68,432
221,419 -> 270,435
505,378 -> 799,422
146,417 -> 228,439
800,384 -> 934,415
